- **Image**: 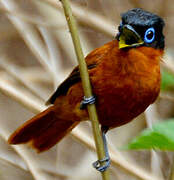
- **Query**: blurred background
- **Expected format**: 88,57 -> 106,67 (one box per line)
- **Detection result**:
0,0 -> 174,179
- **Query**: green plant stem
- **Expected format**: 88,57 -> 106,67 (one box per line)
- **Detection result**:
60,0 -> 110,179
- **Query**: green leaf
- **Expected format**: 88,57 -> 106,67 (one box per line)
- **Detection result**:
124,120 -> 174,151
161,71 -> 174,91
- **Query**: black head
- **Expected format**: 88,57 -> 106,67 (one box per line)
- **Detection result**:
116,8 -> 165,49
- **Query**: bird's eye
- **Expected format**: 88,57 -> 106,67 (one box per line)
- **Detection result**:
144,27 -> 155,43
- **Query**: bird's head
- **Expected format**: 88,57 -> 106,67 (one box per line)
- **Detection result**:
116,8 -> 165,50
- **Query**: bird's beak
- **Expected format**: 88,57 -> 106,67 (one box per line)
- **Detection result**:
118,25 -> 144,49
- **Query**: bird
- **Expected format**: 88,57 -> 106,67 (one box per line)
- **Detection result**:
8,8 -> 165,172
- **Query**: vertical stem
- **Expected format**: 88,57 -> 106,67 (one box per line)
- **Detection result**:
60,0 -> 110,179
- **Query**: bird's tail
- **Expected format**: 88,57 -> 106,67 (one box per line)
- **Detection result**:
8,106 -> 79,152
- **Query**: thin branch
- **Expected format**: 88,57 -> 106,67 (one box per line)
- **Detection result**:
0,156 -> 27,171
38,27 -> 66,86
9,67 -> 53,85
0,0 -> 55,77
0,5 -> 65,28
0,79 -> 46,114
41,0 -> 115,37
60,0 -> 110,179
0,56 -> 45,101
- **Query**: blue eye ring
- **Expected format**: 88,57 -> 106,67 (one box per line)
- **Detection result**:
144,27 -> 155,43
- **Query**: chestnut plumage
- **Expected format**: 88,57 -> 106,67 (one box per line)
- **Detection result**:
8,8 -> 165,153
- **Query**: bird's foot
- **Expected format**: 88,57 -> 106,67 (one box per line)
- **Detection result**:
93,156 -> 110,172
80,96 -> 96,109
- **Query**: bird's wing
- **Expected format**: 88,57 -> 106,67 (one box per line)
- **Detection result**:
46,63 -> 97,104
46,40 -> 114,105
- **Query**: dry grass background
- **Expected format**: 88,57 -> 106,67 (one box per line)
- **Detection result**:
0,0 -> 174,180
